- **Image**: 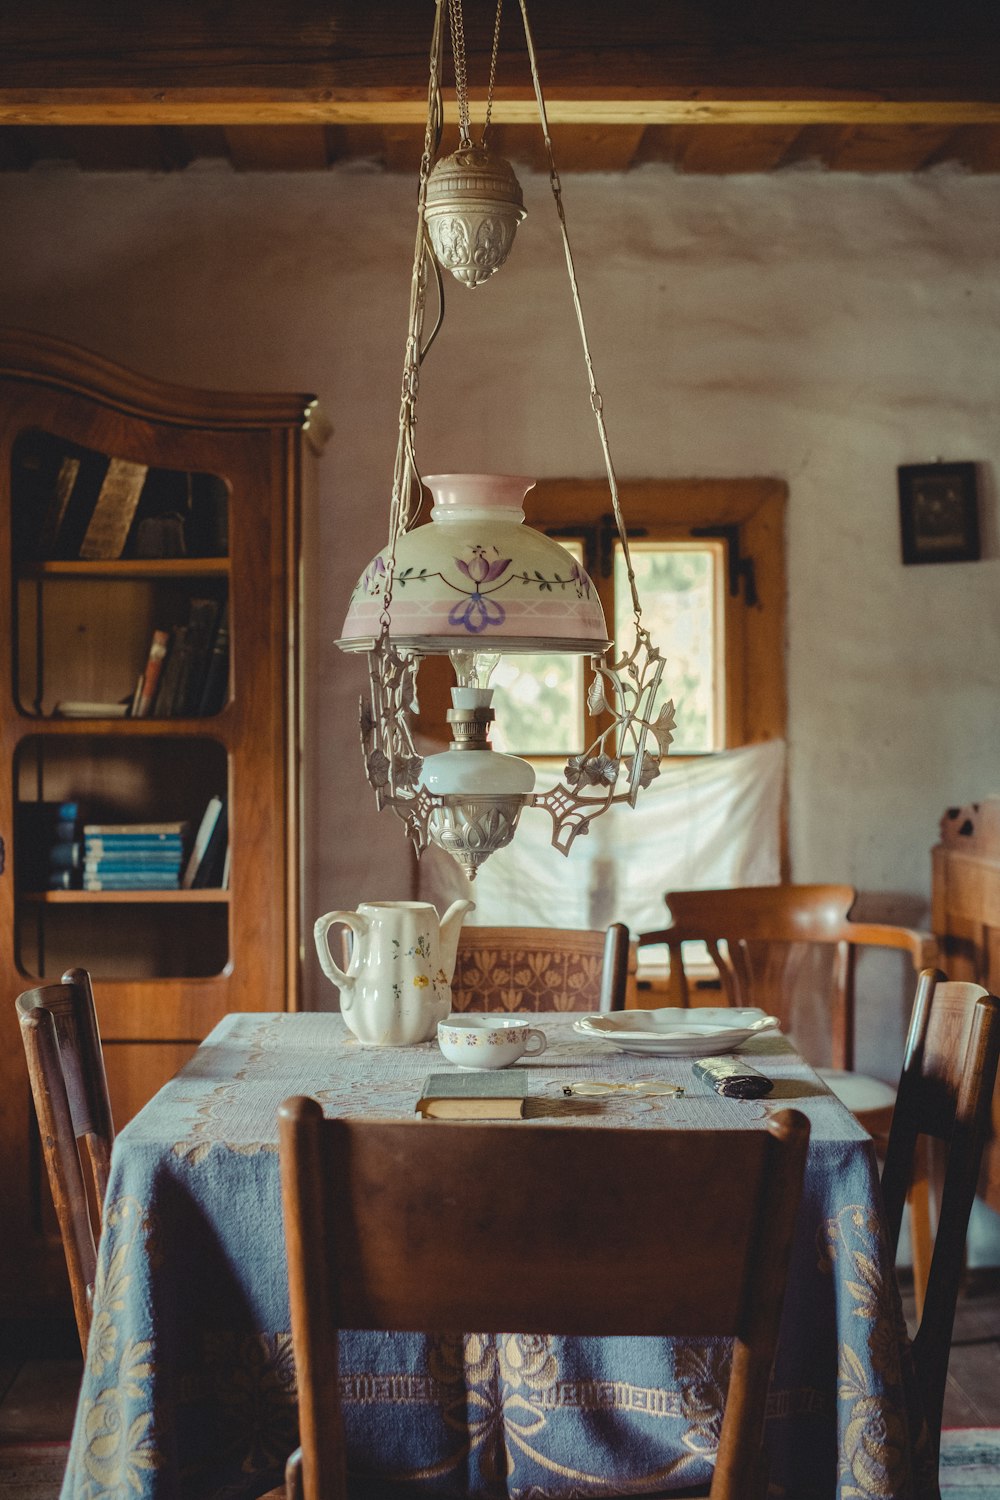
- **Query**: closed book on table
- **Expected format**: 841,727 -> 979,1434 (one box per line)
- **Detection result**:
415,1071 -> 528,1120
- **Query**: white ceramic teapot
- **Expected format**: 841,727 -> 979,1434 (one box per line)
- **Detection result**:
313,899 -> 474,1046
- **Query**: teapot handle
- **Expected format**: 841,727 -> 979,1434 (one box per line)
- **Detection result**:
314,911 -> 368,1005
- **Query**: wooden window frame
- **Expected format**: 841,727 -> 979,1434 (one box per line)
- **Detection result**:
417,477 -> 786,752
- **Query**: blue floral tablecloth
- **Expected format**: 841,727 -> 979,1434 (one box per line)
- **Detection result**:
61,1012 -> 937,1500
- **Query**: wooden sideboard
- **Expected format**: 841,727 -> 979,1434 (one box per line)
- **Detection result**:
931,842 -> 1000,1215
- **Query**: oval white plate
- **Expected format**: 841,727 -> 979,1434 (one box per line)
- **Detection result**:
572,1008 -> 779,1057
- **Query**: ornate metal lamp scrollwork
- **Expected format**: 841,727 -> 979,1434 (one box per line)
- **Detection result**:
340,0 -> 676,880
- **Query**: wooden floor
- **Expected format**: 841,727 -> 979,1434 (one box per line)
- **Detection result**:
0,1275 -> 998,1478
917,1269 -> 1000,1429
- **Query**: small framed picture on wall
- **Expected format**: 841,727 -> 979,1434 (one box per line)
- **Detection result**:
897,461 -> 980,566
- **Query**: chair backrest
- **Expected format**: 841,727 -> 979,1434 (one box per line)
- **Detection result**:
16,966 -> 114,1351
879,970 -> 1000,1444
279,1099 -> 810,1500
451,922 -> 632,1012
642,885 -> 935,1070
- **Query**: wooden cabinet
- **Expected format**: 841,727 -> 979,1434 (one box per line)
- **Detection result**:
0,329 -> 322,1317
931,842 -> 1000,1216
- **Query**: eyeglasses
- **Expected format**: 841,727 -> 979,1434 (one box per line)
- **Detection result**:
559,1079 -> 685,1098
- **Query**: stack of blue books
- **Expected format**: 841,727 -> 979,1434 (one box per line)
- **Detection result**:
18,799 -> 85,890
82,821 -> 190,891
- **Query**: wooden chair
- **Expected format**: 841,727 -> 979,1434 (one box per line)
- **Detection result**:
16,967 -> 114,1352
450,922 -> 631,1012
879,970 -> 1000,1449
639,885 -> 938,1300
278,1098 -> 810,1500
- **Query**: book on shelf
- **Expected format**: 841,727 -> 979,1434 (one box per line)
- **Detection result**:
80,821 -> 190,890
48,450 -> 108,560
84,839 -> 185,860
54,700 -> 131,719
133,628 -> 171,718
19,799 -> 83,829
179,599 -> 221,716
47,869 -> 81,890
84,853 -> 184,874
16,800 -> 85,889
83,873 -> 182,891
193,804 -> 227,890
84,843 -> 184,861
182,796 -> 225,888
196,600 -> 230,716
12,435 -> 82,561
35,455 -> 82,559
83,821 -> 189,838
78,458 -> 149,561
152,624 -> 188,717
415,1072 -> 528,1120
49,840 -> 83,871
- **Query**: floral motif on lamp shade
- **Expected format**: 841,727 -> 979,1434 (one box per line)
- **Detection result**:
340,475 -> 610,653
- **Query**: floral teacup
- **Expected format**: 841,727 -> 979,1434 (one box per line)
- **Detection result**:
437,1014 -> 547,1070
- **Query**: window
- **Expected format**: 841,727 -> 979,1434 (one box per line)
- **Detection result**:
414,479 -> 788,937
491,535 -> 725,756
419,478 -> 786,756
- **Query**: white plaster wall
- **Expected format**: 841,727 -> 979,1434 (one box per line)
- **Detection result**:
0,160 -> 998,1011
3,159 -> 999,1260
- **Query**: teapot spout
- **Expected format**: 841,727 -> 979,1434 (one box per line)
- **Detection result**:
438,899 -> 475,982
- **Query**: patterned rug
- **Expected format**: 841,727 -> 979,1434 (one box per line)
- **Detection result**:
940,1429 -> 1000,1497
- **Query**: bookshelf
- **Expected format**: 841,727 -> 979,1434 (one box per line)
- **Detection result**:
0,328 -> 326,1318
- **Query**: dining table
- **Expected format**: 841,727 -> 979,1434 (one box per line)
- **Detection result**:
60,1010 -> 938,1500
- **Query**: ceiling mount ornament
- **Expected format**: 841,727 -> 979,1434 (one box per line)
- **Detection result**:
424,0 -> 525,288
338,0 -> 676,880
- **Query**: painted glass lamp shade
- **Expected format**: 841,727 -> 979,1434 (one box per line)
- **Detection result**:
339,474 -> 609,656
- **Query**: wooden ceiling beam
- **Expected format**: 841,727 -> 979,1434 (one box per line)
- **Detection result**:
2,97 -> 1000,128
1,1 -> 999,125
223,125 -> 329,171
669,124 -> 805,175
822,124 -> 961,173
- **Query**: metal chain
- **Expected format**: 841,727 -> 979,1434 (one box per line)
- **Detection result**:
482,0 -> 504,142
448,0 -> 504,149
516,0 -> 642,625
447,0 -> 473,147
382,0 -> 446,630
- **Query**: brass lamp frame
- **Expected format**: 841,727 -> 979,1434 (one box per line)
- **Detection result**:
350,0 -> 675,873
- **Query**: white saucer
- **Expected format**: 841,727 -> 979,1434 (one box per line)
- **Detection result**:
572,1008 -> 779,1057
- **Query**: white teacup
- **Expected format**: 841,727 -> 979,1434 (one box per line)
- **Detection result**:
437,1014 -> 547,1070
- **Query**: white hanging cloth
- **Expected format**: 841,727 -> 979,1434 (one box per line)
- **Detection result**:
417,739 -> 786,935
